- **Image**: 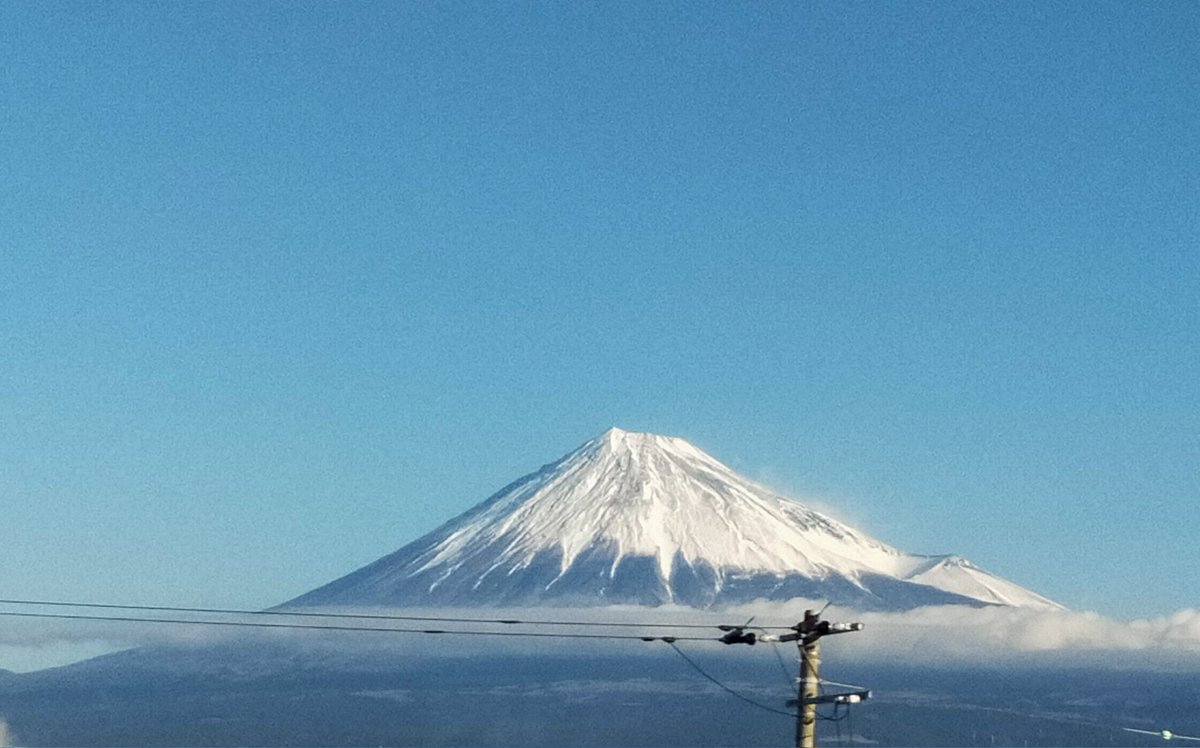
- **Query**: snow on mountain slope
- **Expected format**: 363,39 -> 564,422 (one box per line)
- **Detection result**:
287,428 -> 1061,611
901,555 -> 1063,609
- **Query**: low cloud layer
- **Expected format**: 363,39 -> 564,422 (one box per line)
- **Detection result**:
3,602 -> 1200,672
862,605 -> 1200,661
721,602 -> 1200,669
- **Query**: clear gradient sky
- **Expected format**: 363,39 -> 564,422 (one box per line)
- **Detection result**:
2,0 -> 1197,654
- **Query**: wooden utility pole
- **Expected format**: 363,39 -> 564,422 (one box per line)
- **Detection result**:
788,610 -> 827,748
779,609 -> 869,748
796,631 -> 820,748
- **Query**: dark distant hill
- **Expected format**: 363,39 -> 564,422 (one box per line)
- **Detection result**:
0,638 -> 1196,747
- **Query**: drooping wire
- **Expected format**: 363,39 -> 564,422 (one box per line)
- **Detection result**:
0,597 -> 796,631
763,629 -> 796,691
815,701 -> 851,724
666,641 -> 796,719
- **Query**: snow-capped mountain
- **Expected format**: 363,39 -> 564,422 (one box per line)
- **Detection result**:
288,428 -> 1060,611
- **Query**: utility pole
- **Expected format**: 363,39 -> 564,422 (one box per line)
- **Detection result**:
777,609 -> 869,748
795,618 -> 820,748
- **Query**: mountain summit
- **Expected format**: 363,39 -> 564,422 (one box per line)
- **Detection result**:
289,428 -> 1060,611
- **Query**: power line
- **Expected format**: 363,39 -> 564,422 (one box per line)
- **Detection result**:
666,641 -> 796,719
16,603 -> 1193,747
11,598 -> 1198,746
0,601 -> 843,736
911,698 -> 1200,745
0,597 -> 795,631
0,609 -> 714,643
818,678 -> 869,691
1123,728 -> 1200,743
2,602 -> 823,733
765,635 -> 796,690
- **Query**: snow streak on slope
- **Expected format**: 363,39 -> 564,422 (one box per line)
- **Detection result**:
289,429 -> 1061,611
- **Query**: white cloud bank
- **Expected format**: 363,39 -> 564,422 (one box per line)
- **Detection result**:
720,602 -> 1200,670
3,603 -> 1200,672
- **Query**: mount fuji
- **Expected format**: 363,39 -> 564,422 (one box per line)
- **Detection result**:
288,428 -> 1060,612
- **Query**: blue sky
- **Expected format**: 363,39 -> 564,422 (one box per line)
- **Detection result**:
1,0 -> 1197,665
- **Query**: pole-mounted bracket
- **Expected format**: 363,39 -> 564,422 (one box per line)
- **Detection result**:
718,627 -> 758,645
787,689 -> 872,706
780,610 -> 865,645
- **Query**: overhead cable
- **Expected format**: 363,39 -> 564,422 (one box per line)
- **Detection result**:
0,609 -> 713,643
666,641 -> 796,719
0,597 -> 796,631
